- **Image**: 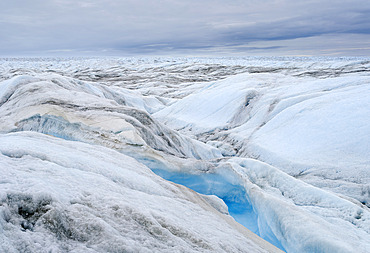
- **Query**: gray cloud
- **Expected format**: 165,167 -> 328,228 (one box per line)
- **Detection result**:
1,0 -> 370,56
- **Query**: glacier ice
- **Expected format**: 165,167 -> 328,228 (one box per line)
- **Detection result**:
0,132 -> 276,253
0,56 -> 370,252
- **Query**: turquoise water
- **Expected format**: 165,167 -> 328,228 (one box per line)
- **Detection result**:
149,167 -> 285,251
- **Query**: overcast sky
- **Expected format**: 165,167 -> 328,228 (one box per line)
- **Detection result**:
1,0 -> 370,57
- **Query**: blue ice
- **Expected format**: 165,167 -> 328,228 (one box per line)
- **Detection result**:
141,159 -> 286,251
152,168 -> 259,230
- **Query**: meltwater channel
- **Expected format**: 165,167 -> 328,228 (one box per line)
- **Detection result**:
138,157 -> 286,252
16,115 -> 285,251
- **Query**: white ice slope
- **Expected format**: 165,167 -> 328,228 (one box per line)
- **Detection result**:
0,74 -> 221,161
154,69 -> 370,206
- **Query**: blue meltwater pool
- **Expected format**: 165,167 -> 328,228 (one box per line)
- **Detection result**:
150,167 -> 285,251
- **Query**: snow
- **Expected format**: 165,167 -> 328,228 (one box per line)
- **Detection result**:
0,56 -> 370,252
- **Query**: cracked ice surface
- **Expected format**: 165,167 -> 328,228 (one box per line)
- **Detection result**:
0,56 -> 370,252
